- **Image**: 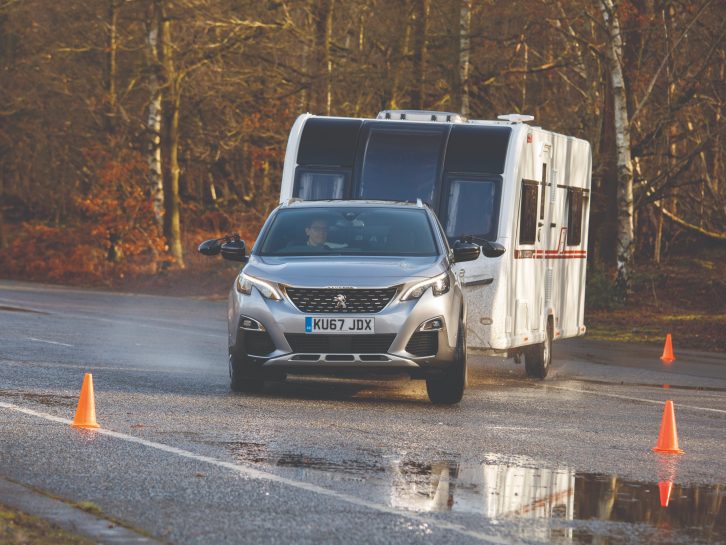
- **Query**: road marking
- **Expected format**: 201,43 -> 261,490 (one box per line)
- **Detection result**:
0,401 -> 509,544
27,337 -> 74,347
541,383 -> 726,415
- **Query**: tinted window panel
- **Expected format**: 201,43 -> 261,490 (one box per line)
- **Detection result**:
518,182 -> 538,245
293,170 -> 348,200
358,129 -> 444,204
444,178 -> 500,241
567,189 -> 583,246
297,118 -> 362,166
444,125 -> 511,174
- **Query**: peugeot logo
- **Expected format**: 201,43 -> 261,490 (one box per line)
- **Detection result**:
334,294 -> 347,310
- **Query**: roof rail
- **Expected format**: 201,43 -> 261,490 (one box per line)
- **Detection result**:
416,198 -> 424,208
376,110 -> 466,123
283,197 -> 303,206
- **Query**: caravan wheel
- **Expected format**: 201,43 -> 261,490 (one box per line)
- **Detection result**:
525,318 -> 553,379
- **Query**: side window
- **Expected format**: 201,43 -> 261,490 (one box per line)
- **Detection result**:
443,178 -> 500,242
518,181 -> 538,245
566,189 -> 583,246
293,169 -> 349,200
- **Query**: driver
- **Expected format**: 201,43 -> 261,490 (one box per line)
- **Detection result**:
305,217 -> 330,248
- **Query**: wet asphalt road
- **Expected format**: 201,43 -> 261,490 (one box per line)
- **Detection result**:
0,280 -> 725,545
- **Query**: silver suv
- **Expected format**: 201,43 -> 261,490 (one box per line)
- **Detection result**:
199,200 -> 481,404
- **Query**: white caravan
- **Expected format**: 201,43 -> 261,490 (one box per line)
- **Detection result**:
279,110 -> 591,377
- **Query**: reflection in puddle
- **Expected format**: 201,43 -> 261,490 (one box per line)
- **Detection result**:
226,442 -> 725,544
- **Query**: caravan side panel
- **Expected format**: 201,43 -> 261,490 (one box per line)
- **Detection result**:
279,114 -> 311,202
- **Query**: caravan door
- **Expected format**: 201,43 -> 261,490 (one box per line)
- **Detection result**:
512,134 -> 552,347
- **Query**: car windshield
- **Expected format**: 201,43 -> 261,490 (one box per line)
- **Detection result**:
258,207 -> 439,257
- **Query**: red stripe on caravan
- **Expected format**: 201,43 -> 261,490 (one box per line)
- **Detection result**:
515,249 -> 587,259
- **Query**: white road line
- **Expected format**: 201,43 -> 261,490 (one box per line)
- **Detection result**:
541,383 -> 726,415
0,401 -> 509,544
26,337 -> 74,348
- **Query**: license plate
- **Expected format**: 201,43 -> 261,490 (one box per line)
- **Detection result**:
305,317 -> 374,334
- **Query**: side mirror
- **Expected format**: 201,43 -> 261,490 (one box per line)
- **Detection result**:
198,239 -> 222,256
482,241 -> 506,258
221,239 -> 247,262
452,241 -> 480,263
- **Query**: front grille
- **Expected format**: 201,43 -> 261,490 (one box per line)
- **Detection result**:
406,331 -> 438,357
285,287 -> 397,314
244,331 -> 276,356
286,334 -> 395,354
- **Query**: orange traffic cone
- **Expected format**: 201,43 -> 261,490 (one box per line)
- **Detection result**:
658,481 -> 673,507
71,373 -> 100,429
660,334 -> 675,364
652,400 -> 683,454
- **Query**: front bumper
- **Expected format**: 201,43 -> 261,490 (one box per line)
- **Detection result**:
228,284 -> 461,375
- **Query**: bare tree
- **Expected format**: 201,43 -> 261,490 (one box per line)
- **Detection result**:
145,0 -> 164,229
599,0 -> 634,297
453,0 -> 472,116
411,0 -> 429,108
311,0 -> 334,114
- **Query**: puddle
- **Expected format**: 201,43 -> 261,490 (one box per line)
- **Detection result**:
573,378 -> 726,393
0,305 -> 47,314
0,391 -> 75,407
224,442 -> 725,544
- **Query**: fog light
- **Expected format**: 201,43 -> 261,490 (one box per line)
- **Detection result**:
239,316 -> 265,331
419,317 -> 444,331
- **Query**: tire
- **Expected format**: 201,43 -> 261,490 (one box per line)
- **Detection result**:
229,349 -> 264,393
525,318 -> 553,379
426,320 -> 467,405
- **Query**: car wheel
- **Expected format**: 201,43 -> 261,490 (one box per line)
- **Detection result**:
525,317 -> 553,379
229,349 -> 264,393
426,320 -> 467,405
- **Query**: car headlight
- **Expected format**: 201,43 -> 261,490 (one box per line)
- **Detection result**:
400,273 -> 450,301
236,273 -> 282,301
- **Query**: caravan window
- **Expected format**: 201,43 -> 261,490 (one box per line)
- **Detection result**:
357,128 -> 444,204
443,178 -> 500,242
293,169 -> 349,200
566,188 -> 584,246
518,181 -> 538,245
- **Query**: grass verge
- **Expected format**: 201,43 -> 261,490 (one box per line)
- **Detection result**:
0,503 -> 96,545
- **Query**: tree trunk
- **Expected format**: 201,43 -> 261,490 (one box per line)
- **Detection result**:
105,0 -> 119,134
654,207 -> 663,263
0,207 -> 7,250
520,35 -> 528,112
382,4 -> 410,110
600,0 -> 634,299
105,0 -> 123,262
453,0 -> 471,116
146,1 -> 164,228
411,0 -> 429,109
158,0 -> 184,268
312,0 -> 334,115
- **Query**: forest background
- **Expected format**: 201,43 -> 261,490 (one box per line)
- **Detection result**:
0,0 -> 724,349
